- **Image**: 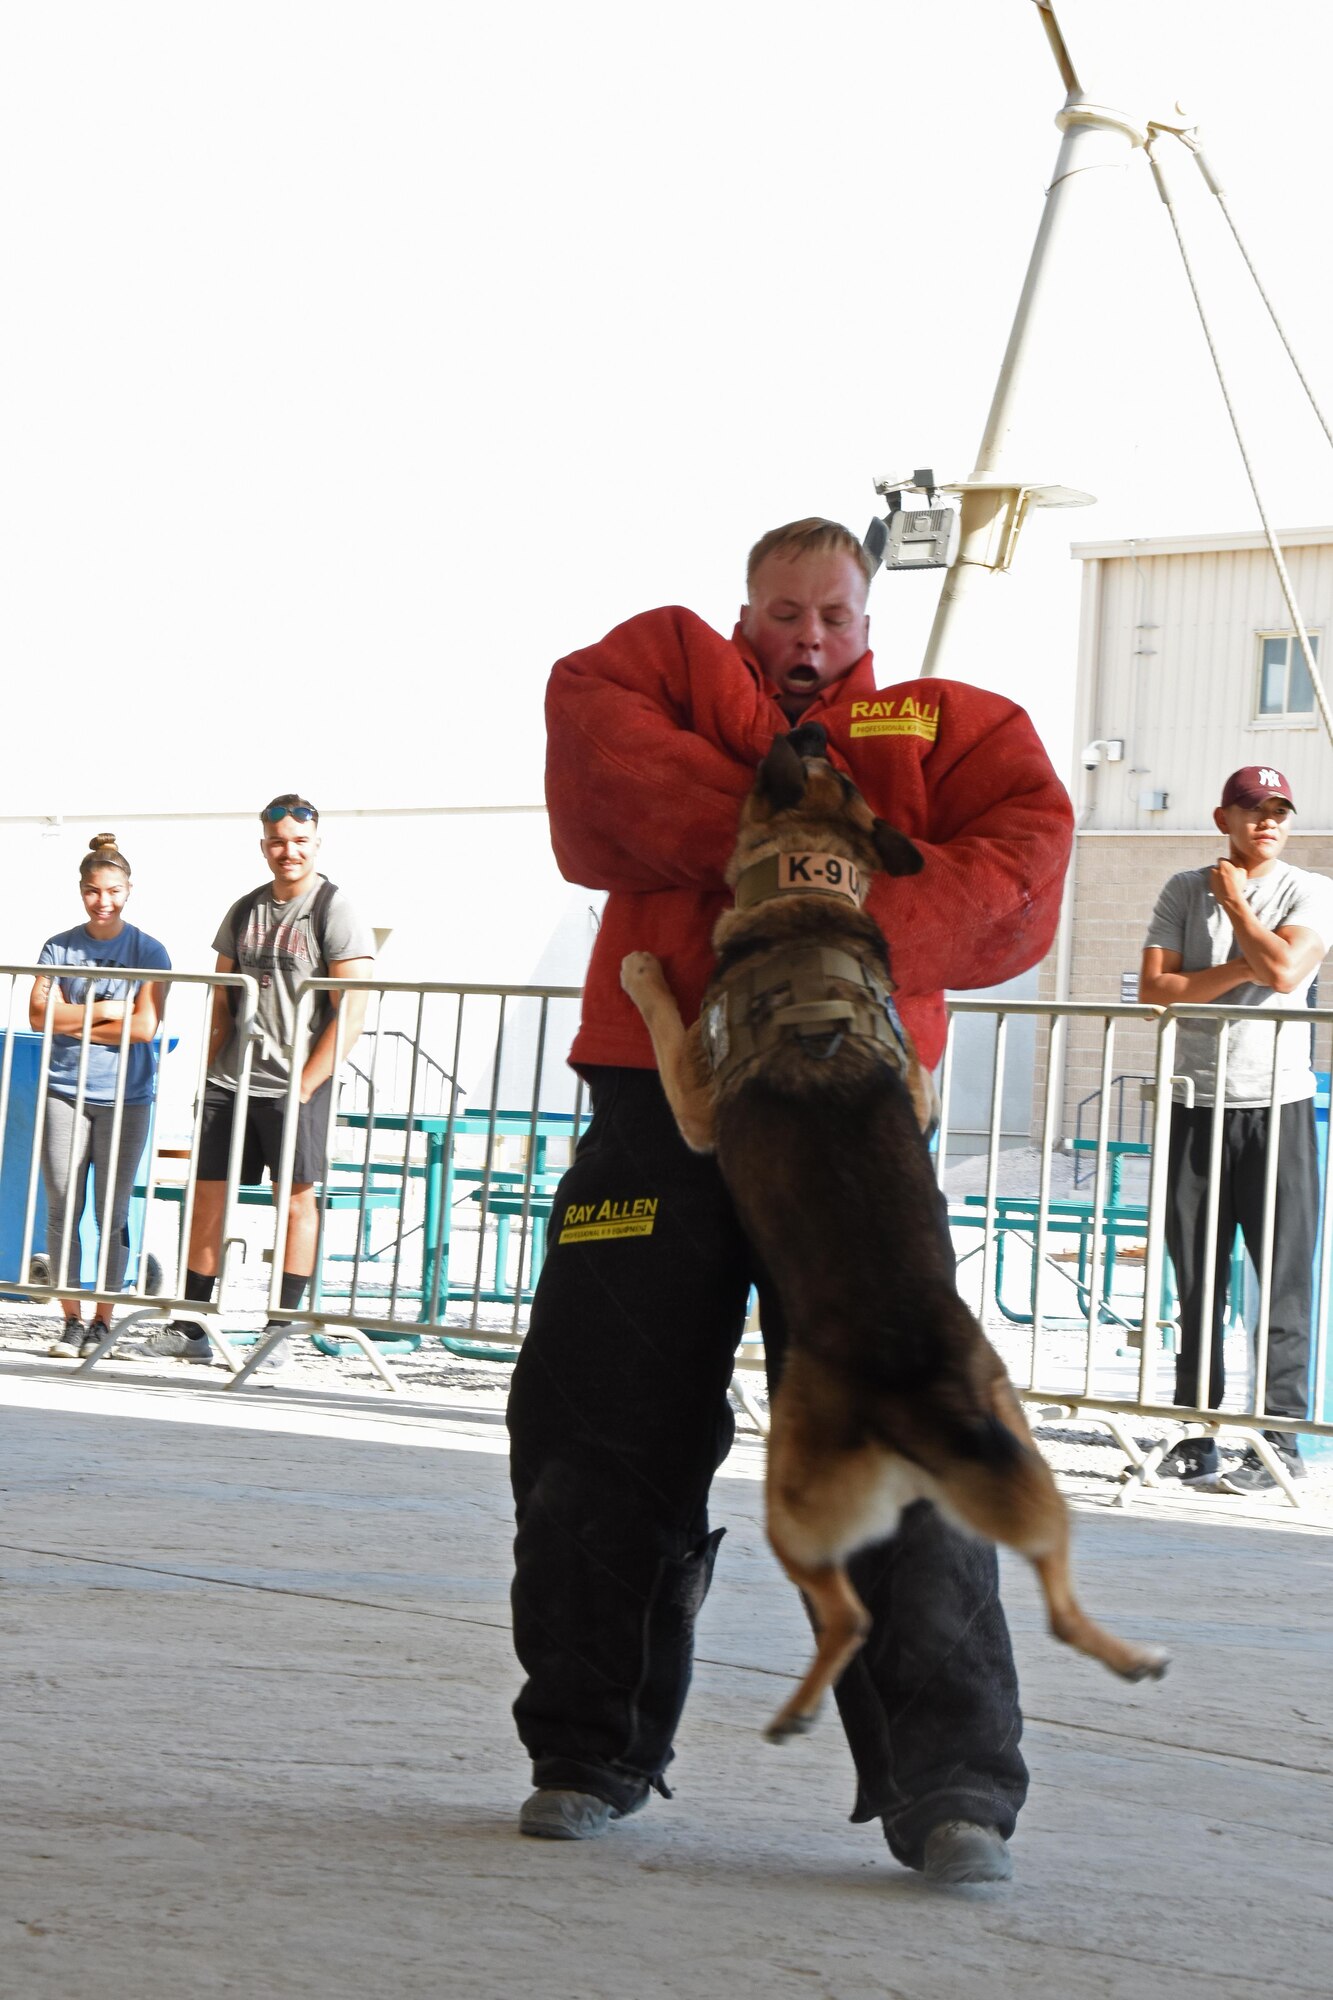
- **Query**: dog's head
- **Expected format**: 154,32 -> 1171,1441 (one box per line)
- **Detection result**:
730,724 -> 924,888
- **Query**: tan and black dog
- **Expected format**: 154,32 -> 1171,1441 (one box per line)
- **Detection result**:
621,724 -> 1167,1742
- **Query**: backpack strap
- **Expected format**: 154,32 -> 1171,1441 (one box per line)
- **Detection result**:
309,878 -> 338,971
228,885 -> 266,968
226,886 -> 267,1015
225,878 -> 339,1013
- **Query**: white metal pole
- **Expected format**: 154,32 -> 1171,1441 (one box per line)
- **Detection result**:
920,2 -> 1146,679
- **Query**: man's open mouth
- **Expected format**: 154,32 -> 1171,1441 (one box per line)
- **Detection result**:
785,665 -> 820,687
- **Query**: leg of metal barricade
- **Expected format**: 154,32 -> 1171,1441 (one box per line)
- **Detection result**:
75,1304 -> 161,1371
227,1320 -> 299,1389
728,1371 -> 769,1435
1220,1424 -> 1305,1508
329,1326 -> 405,1392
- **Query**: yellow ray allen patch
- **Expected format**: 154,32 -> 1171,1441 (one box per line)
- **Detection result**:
849,695 -> 940,741
558,1195 -> 659,1244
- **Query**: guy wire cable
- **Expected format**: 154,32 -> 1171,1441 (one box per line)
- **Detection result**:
1176,130 -> 1333,459
1144,128 -> 1333,753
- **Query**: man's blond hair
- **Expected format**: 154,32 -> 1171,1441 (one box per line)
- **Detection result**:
745,518 -> 873,596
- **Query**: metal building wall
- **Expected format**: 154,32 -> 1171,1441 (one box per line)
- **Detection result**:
1073,531 -> 1333,832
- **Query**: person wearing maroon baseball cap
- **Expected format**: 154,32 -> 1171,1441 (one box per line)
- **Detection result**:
1219,765 -> 1296,813
1139,763 -> 1333,1491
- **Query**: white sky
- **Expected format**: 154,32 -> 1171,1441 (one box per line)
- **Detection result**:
3,0 -> 1331,817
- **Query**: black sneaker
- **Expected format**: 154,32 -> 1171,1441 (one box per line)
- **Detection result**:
1155,1437 -> 1219,1485
1219,1435 -> 1306,1494
79,1318 -> 112,1359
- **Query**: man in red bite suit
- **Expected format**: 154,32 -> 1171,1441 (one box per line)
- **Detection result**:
507,518 -> 1073,1884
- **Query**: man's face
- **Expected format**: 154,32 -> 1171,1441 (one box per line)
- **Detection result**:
261,815 -> 321,890
739,550 -> 870,710
1214,797 -> 1294,869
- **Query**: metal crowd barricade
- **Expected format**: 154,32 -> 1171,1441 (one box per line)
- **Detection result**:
234,976 -> 588,1390
940,995 -> 1333,1506
0,964 -> 261,1371
20,961 -> 1329,1478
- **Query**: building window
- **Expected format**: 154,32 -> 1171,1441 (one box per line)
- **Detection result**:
1257,631 -> 1318,718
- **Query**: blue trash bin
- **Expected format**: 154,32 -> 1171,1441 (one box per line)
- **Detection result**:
0,1028 -> 171,1295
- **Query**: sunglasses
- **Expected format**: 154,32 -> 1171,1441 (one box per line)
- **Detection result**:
261,804 -> 317,824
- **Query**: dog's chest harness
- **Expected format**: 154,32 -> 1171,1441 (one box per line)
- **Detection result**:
701,942 -> 912,1082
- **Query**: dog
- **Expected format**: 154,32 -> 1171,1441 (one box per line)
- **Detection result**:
620,724 -> 1168,1741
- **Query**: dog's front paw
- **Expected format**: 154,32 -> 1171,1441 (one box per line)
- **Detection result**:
620,951 -> 662,997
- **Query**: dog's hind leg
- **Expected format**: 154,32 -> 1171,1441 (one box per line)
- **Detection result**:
1028,1541 -> 1169,1683
620,952 -> 716,1151
764,1556 -> 871,1742
941,1374 -> 1170,1684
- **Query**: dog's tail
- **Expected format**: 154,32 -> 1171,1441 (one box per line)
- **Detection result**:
865,1387 -> 1031,1482
950,1408 -> 1029,1467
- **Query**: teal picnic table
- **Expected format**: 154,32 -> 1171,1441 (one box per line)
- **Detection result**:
947,1139 -> 1154,1326
335,1107 -> 578,1320
951,1135 -> 1243,1343
952,1190 -> 1151,1327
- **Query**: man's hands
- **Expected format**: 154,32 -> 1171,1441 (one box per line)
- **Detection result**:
1206,861 -> 1324,995
1209,857 -> 1249,919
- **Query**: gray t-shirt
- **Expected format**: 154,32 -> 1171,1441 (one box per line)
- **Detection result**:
210,877 -> 375,1098
1143,860 -> 1333,1107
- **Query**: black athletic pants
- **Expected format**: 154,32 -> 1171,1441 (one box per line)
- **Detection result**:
1165,1098 -> 1318,1423
507,1067 -> 1029,1868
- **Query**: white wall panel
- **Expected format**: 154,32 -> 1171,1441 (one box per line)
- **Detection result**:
1078,540 -> 1333,829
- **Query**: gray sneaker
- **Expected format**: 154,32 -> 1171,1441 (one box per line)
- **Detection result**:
518,1788 -> 648,1841
922,1821 -> 1012,1885
49,1314 -> 84,1358
136,1324 -> 213,1363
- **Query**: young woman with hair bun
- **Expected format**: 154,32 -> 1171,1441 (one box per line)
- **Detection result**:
29,834 -> 171,1356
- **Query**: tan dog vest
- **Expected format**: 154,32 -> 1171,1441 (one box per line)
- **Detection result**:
701,944 -> 912,1084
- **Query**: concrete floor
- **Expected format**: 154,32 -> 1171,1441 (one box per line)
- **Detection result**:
1,1355 -> 1331,2000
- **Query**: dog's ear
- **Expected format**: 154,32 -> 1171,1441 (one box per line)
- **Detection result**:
756,734 -> 809,810
872,818 -> 925,876
785,722 -> 828,761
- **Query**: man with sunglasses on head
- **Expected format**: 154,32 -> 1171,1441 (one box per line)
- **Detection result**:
137,794 -> 374,1367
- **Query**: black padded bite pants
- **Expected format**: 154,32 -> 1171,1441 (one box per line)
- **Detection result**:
507,1067 -> 1028,1863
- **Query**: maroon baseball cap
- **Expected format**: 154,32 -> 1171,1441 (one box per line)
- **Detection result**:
1220,765 -> 1296,811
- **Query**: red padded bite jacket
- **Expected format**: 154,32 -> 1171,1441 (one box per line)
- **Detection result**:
545,606 -> 1073,1074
